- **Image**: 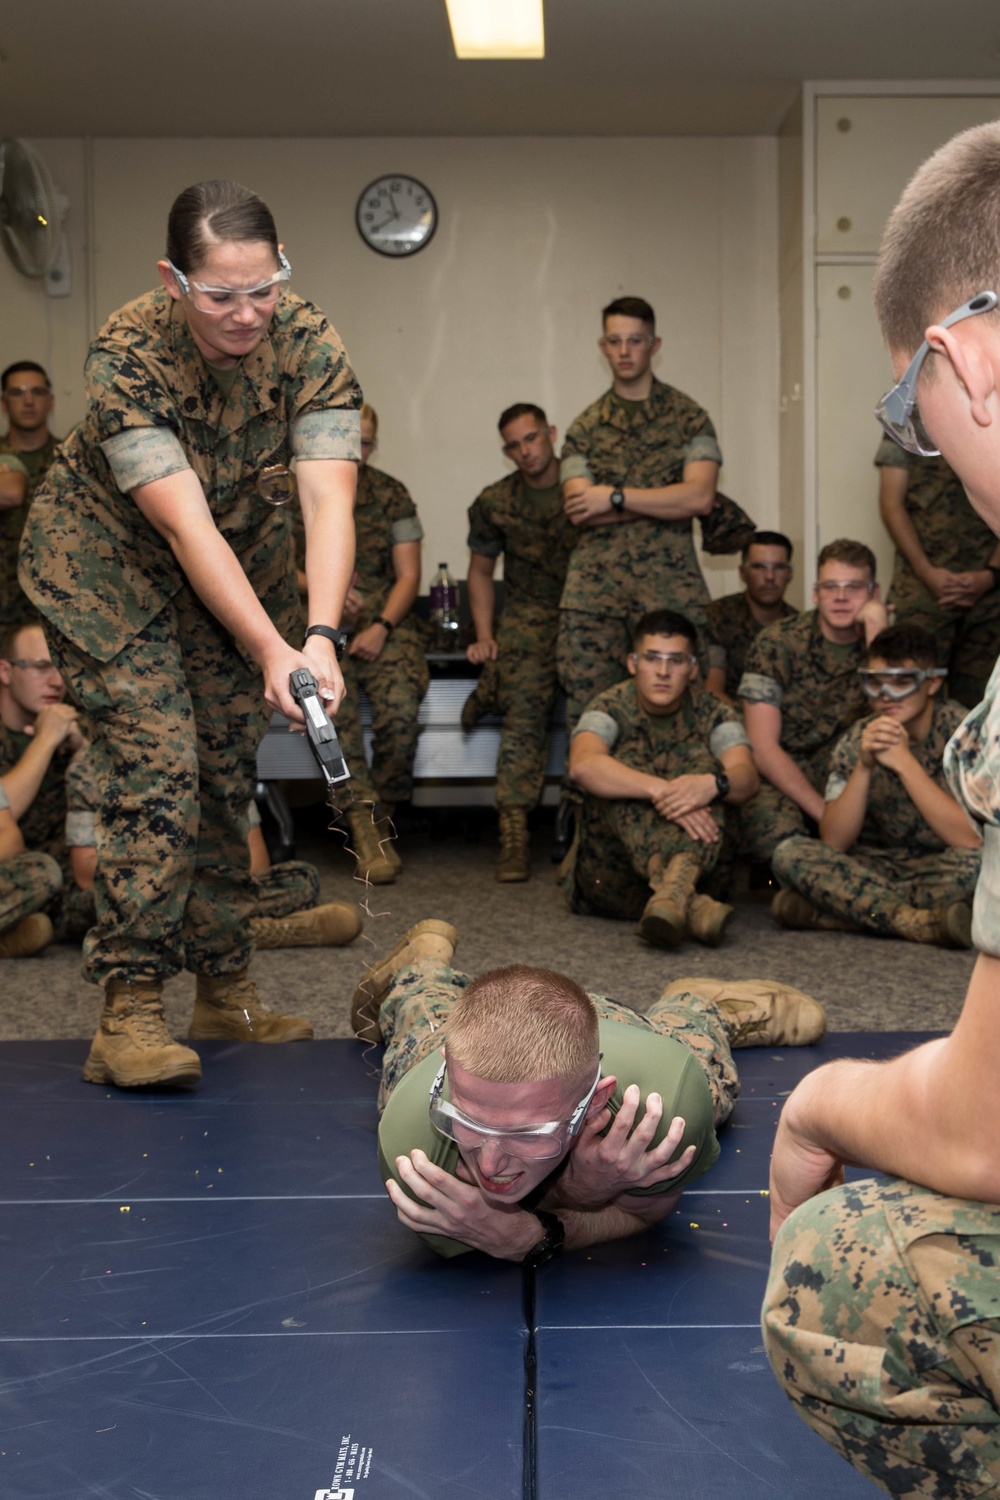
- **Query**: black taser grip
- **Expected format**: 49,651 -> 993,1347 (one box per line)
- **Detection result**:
288,668 -> 351,787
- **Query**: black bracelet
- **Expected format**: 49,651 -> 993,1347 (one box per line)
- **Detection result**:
304,624 -> 349,659
375,615 -> 395,633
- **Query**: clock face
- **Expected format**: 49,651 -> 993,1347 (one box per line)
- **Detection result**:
356,175 -> 438,258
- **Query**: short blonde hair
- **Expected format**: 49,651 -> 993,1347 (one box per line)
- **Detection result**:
817,538 -> 876,579
874,122 -> 1000,356
360,402 -> 379,434
445,964 -> 598,1086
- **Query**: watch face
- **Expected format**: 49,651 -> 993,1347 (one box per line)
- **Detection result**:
356,175 -> 438,258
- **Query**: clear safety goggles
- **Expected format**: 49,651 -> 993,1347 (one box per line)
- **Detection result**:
858,666 -> 946,701
167,251 -> 292,313
428,1056 -> 604,1161
875,290 -> 997,456
631,650 -> 697,669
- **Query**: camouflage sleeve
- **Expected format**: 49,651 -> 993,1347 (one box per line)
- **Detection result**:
391,515 -> 424,545
0,781 -> 8,812
738,671 -> 782,706
248,800 -> 261,829
683,420 -> 723,468
739,628 -> 785,705
874,434 -> 914,470
824,725 -> 860,801
705,640 -> 726,672
709,719 -> 749,757
291,409 -> 361,461
100,428 -> 191,492
559,416 -> 595,486
467,495 -> 505,559
573,709 -> 619,749
283,304 -> 363,462
64,808 -> 96,848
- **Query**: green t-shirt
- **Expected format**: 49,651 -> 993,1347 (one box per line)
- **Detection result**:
204,359 -> 241,401
378,1016 -> 720,1258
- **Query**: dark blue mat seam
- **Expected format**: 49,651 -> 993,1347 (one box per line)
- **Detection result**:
523,1268 -> 537,1500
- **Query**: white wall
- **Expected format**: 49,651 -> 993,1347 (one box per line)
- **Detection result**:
3,135 -> 780,595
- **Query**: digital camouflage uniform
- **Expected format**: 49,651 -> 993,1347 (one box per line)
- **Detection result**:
0,777 -> 62,937
467,472 -> 577,808
876,435 -> 1000,707
63,751 -> 321,929
0,722 -> 93,942
557,380 -> 723,729
564,678 -> 748,918
772,698 -> 980,935
0,433 -> 59,637
738,610 -> 868,863
764,655 -> 1000,1498
705,590 -> 797,699
18,289 -> 361,988
325,463 -> 427,811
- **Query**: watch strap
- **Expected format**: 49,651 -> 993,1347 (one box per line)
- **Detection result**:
375,615 -> 395,633
610,487 -> 626,513
523,1209 -> 565,1268
304,624 -> 349,659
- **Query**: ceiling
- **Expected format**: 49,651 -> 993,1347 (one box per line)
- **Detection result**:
2,0 -> 1000,138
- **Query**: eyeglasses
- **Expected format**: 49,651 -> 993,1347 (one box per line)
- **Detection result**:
4,658 -> 59,673
428,1056 -> 604,1161
816,579 -> 873,597
858,666 -> 946,701
3,385 -> 50,399
167,251 -> 292,314
875,290 -> 998,456
631,650 -> 696,668
602,335 -> 650,351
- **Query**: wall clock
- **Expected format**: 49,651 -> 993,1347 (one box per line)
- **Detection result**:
355,175 -> 438,258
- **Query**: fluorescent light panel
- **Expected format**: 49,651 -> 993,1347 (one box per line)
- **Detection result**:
445,0 -> 544,59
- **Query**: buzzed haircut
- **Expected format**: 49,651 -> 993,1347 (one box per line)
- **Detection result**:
742,530 -> 793,563
864,623 -> 938,670
444,964 -> 599,1086
632,609 -> 698,652
2,361 -> 50,391
874,122 -> 1000,356
0,622 -> 40,661
360,402 -> 379,434
499,402 -> 547,432
817,538 -> 877,580
602,296 -> 655,331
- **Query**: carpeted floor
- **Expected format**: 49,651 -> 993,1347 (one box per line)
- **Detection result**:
0,803 -> 974,1043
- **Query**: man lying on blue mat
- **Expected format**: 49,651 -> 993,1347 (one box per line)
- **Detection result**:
351,920 -> 825,1261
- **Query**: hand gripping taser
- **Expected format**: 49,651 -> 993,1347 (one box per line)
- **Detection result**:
288,668 -> 350,792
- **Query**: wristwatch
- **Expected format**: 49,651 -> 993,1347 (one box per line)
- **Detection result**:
713,772 -> 731,802
522,1210 -> 565,1268
304,624 -> 349,659
375,615 -> 395,633
610,487 -> 626,513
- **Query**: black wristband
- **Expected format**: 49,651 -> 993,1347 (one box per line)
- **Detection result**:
990,567 -> 1000,593
375,615 -> 395,633
304,624 -> 349,659
522,1209 -> 565,1268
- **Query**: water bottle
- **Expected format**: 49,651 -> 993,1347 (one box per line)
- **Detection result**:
429,561 -> 461,651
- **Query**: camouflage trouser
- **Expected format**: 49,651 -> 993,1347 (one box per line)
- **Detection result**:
763,1178 -> 1000,1498
252,859 -> 321,920
490,606 -> 562,809
557,600 -> 712,733
335,624 -> 429,808
565,794 -> 726,919
0,851 -> 62,935
50,878 -> 96,944
738,747 -> 830,864
773,837 -> 981,935
375,958 -> 739,1125
47,583 -> 268,988
891,585 -> 1000,710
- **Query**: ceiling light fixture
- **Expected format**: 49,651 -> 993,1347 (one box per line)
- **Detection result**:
445,0 -> 544,59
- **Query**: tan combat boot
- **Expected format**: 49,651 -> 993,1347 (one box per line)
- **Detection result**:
497,807 -> 531,882
0,912 -> 53,959
687,892 -> 733,947
250,900 -> 363,949
351,919 -> 458,1044
346,806 -> 398,885
892,902 -> 972,948
83,979 -> 203,1087
771,889 -> 854,932
663,975 -> 826,1048
637,852 -> 701,948
189,969 -> 314,1043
